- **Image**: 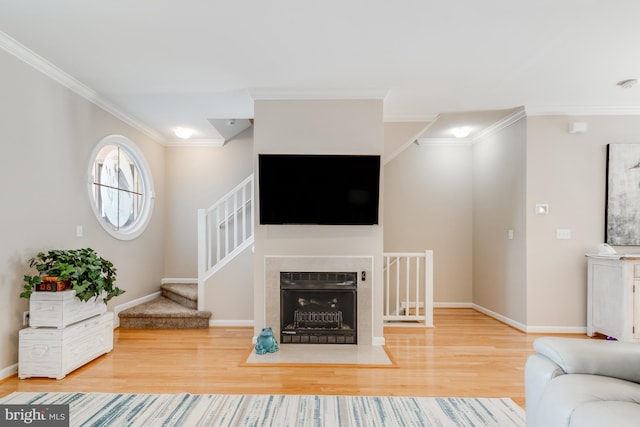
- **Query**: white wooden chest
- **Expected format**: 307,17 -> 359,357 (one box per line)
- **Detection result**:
29,289 -> 106,328
19,312 -> 113,380
587,254 -> 640,342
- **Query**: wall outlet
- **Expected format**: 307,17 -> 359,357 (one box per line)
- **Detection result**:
22,311 -> 30,327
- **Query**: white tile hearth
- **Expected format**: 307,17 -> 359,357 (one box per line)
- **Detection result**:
244,344 -> 394,366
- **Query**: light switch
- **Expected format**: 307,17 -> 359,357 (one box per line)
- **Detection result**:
556,229 -> 571,239
76,225 -> 83,237
508,229 -> 514,240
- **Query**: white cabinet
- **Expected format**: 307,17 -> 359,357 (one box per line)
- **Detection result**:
29,290 -> 106,329
20,290 -> 113,379
586,254 -> 640,342
19,312 -> 113,380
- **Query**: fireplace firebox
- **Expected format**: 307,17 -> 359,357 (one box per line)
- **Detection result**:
280,272 -> 357,344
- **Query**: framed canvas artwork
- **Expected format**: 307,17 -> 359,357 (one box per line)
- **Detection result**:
606,143 -> 640,245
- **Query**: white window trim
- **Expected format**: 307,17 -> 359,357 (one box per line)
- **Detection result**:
87,134 -> 155,241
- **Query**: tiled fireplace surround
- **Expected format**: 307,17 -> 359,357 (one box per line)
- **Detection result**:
264,256 -> 374,346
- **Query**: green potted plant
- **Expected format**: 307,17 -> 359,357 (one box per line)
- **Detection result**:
21,248 -> 125,304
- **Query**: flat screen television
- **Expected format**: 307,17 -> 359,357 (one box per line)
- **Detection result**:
258,154 -> 381,225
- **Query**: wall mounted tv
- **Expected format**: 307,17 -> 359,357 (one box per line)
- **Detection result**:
258,154 -> 381,225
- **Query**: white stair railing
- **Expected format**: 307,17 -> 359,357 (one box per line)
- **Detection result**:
383,250 -> 433,326
197,175 -> 254,309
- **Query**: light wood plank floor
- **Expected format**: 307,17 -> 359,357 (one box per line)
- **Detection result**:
0,308 -> 585,407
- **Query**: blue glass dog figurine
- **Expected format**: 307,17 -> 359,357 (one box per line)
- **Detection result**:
255,327 -> 279,355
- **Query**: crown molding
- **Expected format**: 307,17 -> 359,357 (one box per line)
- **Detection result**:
164,138 -> 226,147
473,106 -> 526,141
0,30 -> 165,143
385,120 -> 436,163
249,88 -> 389,101
417,107 -> 526,146
525,105 -> 640,116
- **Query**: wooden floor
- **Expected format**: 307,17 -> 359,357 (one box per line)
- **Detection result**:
0,308 -> 584,407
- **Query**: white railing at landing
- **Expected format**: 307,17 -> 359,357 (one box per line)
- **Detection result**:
383,251 -> 433,326
197,175 -> 254,307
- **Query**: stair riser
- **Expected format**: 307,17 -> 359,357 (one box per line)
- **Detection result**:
118,284 -> 208,330
119,317 -> 209,329
162,289 -> 197,310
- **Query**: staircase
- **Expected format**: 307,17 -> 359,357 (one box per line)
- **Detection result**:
117,176 -> 254,330
197,174 -> 254,304
118,283 -> 211,329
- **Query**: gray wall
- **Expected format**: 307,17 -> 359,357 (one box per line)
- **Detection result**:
0,48 -> 166,372
204,247 -> 254,323
381,115 -> 640,332
526,116 -> 640,330
252,99 -> 385,340
163,133 -> 255,323
472,118 -> 528,326
383,143 -> 473,304
6,33 -> 640,375
163,131 -> 254,277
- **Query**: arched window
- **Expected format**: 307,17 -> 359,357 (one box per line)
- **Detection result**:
88,135 -> 154,240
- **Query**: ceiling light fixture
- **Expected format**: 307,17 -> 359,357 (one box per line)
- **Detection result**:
617,79 -> 638,89
451,126 -> 472,138
174,127 -> 195,139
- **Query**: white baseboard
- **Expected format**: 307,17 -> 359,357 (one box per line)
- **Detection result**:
472,304 -> 587,334
210,320 -> 254,327
434,302 -> 473,308
113,291 -> 161,328
0,363 -> 17,381
472,304 -> 527,332
384,321 -> 433,328
525,325 -> 587,334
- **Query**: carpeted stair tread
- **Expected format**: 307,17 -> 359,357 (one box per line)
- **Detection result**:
161,283 -> 197,309
118,297 -> 211,329
119,297 -> 210,318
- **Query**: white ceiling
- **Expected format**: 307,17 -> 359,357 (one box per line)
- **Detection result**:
0,1 -> 639,143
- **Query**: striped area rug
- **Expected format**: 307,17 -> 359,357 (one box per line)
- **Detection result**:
0,392 -> 525,426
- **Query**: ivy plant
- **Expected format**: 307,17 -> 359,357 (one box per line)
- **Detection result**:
21,248 -> 125,303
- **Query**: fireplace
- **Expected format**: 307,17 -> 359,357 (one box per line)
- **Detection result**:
280,272 -> 357,344
264,256 -> 374,346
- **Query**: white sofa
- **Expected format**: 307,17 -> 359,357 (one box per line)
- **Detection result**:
525,337 -> 640,427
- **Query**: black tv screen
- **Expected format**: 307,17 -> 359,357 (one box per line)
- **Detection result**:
258,154 -> 381,225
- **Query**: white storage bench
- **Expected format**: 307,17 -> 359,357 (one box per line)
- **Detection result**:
19,312 -> 113,380
29,289 -> 106,329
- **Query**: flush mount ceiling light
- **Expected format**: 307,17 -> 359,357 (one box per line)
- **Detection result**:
451,126 -> 472,138
174,127 -> 195,139
617,79 -> 638,89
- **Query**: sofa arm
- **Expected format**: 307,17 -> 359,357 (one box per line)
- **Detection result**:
525,353 -> 567,427
534,337 -> 640,384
